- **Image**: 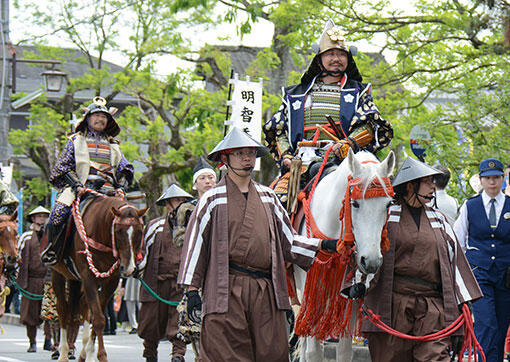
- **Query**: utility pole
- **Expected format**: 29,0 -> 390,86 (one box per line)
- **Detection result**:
0,0 -> 10,166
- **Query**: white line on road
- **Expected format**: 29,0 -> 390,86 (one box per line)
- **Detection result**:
0,357 -> 27,362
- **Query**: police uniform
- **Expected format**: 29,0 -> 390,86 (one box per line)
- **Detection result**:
454,158 -> 510,362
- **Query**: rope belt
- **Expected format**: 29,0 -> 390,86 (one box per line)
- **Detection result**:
394,273 -> 442,294
229,263 -> 271,279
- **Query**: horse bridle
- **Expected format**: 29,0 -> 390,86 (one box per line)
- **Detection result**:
111,204 -> 144,259
337,161 -> 394,258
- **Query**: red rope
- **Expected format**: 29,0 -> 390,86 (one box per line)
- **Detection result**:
362,304 -> 485,361
72,188 -> 120,278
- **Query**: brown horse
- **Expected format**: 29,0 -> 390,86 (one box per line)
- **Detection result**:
0,212 -> 18,318
50,195 -> 147,362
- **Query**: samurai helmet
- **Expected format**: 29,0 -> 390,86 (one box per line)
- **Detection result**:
301,19 -> 362,84
192,157 -> 216,185
392,157 -> 442,187
156,184 -> 193,206
317,19 -> 349,55
75,96 -> 121,137
207,127 -> 268,162
27,205 -> 50,222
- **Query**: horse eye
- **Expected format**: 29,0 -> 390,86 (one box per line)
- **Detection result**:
351,200 -> 360,208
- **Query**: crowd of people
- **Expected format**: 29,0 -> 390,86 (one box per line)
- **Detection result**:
0,18 -> 509,362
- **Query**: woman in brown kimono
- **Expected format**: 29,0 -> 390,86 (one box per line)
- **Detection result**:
361,157 -> 482,362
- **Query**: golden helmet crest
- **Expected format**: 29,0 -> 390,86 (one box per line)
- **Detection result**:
317,19 -> 349,55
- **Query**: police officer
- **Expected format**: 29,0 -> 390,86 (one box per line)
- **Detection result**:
454,158 -> 510,362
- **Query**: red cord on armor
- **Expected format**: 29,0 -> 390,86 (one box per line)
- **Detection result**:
362,304 -> 485,362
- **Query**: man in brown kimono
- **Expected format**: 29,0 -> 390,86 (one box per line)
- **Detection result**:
178,127 -> 336,361
355,158 -> 483,362
18,206 -> 51,353
137,184 -> 193,362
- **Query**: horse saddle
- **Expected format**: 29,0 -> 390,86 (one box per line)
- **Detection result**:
40,195 -> 99,270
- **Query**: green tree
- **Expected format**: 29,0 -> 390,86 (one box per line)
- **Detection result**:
201,0 -> 510,200
10,0 -> 224,217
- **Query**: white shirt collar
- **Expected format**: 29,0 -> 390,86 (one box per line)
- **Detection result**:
481,190 -> 505,206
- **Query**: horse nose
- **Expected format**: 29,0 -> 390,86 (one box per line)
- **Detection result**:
359,256 -> 381,274
120,265 -> 126,275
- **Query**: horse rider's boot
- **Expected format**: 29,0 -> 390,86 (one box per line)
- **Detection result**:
27,343 -> 37,353
41,222 -> 67,265
146,358 -> 157,362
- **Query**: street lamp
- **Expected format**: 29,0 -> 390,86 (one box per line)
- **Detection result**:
41,69 -> 67,92
10,53 -> 67,93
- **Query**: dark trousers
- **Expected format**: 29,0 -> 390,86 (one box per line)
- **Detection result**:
472,265 -> 510,362
103,297 -> 116,333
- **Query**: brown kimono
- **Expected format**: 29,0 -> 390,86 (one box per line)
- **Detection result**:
18,230 -> 48,343
363,204 -> 483,362
137,214 -> 186,360
178,175 -> 321,361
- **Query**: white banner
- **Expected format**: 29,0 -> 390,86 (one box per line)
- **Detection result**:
226,74 -> 263,170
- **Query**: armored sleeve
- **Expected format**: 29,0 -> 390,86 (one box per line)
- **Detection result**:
49,139 -> 77,189
350,89 -> 393,153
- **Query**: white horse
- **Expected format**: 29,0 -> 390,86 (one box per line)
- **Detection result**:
293,148 -> 395,361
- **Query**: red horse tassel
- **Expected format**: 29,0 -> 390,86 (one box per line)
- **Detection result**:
295,173 -> 393,340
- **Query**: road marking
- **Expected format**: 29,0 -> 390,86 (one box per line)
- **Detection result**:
0,357 -> 27,362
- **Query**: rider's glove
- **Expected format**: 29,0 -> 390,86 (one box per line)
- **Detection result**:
5,263 -> 16,275
63,172 -> 83,193
459,301 -> 473,314
347,283 -> 366,299
321,239 -> 337,252
332,140 -> 352,160
451,335 -> 463,356
186,290 -> 202,324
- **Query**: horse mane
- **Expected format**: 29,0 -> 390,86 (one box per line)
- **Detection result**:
351,151 -> 392,198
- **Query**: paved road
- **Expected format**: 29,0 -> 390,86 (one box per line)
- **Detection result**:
0,323 -> 197,362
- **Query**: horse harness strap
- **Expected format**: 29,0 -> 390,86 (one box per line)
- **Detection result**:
337,173 -> 394,258
73,188 -> 120,278
111,204 -> 144,259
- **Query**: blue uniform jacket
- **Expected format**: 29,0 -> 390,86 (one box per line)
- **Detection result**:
466,194 -> 510,270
